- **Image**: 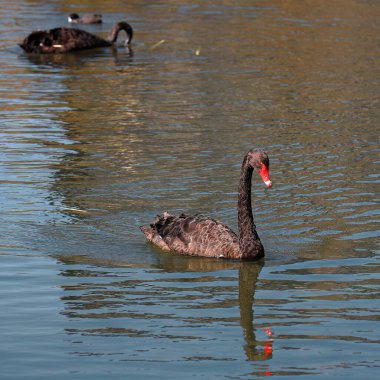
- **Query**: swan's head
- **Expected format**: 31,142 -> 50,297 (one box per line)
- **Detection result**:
247,149 -> 272,188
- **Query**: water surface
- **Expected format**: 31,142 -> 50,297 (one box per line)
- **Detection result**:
1,1 -> 379,379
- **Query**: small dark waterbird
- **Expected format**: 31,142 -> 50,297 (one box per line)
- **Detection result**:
68,13 -> 102,24
19,21 -> 133,53
140,149 -> 272,260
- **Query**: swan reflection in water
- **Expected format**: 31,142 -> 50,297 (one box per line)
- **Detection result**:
19,45 -> 133,68
238,261 -> 274,362
58,254 -> 274,363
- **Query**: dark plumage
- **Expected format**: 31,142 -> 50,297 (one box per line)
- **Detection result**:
68,13 -> 102,24
19,21 -> 133,54
140,149 -> 272,260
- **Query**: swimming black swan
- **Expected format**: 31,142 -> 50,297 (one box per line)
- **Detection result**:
68,13 -> 102,24
19,21 -> 133,53
140,149 -> 272,260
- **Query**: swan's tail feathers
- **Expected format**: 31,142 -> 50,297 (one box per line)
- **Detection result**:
139,225 -> 153,239
140,224 -> 170,251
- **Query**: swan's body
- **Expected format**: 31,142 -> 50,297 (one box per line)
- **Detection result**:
68,13 -> 102,24
19,21 -> 133,53
140,149 -> 272,260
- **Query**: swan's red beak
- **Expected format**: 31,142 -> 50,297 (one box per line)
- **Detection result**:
259,164 -> 272,188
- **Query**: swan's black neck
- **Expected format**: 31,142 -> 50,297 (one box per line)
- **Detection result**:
109,22 -> 133,45
237,157 -> 264,259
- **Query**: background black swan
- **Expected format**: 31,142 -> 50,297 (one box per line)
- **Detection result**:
68,13 -> 102,24
19,21 -> 133,53
140,149 -> 272,260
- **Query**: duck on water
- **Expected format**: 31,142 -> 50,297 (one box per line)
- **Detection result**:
19,21 -> 133,53
140,149 -> 272,260
68,13 -> 102,24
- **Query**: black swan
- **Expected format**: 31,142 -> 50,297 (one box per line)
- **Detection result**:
19,21 -> 133,53
68,13 -> 102,24
140,149 -> 272,260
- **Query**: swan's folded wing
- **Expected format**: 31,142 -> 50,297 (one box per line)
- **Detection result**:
159,214 -> 239,258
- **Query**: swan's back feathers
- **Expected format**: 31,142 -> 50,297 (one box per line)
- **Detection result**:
140,212 -> 240,258
19,27 -> 111,53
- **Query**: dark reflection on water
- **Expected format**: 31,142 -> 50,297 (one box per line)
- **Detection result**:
1,0 -> 379,379
55,257 -> 280,377
20,46 -> 133,67
59,258 -> 269,362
